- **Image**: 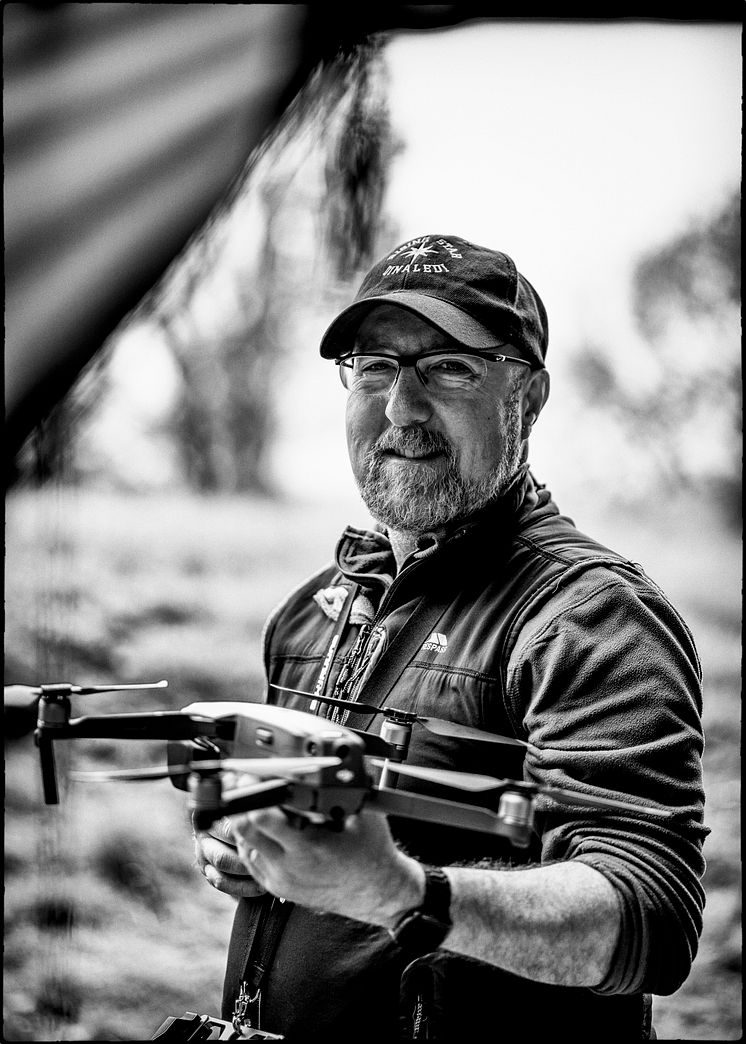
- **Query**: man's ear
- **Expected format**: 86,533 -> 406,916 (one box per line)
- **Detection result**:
521,369 -> 550,439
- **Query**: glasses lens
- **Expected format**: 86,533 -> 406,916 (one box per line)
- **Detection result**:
339,355 -> 399,391
337,352 -> 491,393
417,353 -> 488,391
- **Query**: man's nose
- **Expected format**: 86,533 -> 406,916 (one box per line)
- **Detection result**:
384,367 -> 432,426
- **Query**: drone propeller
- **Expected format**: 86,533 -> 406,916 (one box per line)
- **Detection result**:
270,684 -> 529,749
4,680 -> 168,709
70,755 -> 342,783
370,759 -> 508,792
371,760 -> 673,818
63,680 -> 168,695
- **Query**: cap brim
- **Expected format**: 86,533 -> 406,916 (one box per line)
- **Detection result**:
319,291 -> 512,358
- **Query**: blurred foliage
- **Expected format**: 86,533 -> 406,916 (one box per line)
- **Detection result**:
633,190 -> 740,339
571,192 -> 741,527
323,40 -> 402,277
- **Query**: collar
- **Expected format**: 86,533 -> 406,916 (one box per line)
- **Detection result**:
334,466 -> 538,586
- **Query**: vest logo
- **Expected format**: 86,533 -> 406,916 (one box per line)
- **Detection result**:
422,632 -> 448,653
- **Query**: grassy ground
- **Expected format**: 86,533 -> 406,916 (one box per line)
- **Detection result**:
4,487 -> 741,1040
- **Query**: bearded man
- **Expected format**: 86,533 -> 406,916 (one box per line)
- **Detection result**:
194,235 -> 707,1041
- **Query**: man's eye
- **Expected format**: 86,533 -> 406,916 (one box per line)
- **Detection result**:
436,359 -> 471,372
428,357 -> 479,376
356,357 -> 397,374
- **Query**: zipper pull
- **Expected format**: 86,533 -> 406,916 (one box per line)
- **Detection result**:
412,993 -> 426,1039
232,980 -> 261,1032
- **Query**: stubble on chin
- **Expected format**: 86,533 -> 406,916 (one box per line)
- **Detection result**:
360,455 -> 457,532
358,413 -> 522,534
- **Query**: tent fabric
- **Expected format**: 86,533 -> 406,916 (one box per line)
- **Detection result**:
4,3 -> 488,474
4,3 -> 312,463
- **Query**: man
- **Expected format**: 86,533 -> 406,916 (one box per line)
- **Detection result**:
195,234 -> 707,1041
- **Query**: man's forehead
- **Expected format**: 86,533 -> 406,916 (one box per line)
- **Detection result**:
353,305 -> 458,353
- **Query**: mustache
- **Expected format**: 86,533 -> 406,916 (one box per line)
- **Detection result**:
370,426 -> 455,459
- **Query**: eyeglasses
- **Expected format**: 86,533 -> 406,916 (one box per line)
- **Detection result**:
336,349 -> 533,395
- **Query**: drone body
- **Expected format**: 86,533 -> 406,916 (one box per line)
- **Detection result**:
175,701 -> 371,830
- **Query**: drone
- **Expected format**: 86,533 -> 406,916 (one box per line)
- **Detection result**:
6,678 -> 675,849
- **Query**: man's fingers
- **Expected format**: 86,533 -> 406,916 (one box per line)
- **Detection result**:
194,832 -> 268,897
199,835 -> 251,877
203,865 -> 266,898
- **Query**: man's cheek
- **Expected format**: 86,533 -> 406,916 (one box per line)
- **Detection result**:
348,435 -> 384,482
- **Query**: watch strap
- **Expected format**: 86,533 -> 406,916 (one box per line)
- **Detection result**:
390,866 -> 452,958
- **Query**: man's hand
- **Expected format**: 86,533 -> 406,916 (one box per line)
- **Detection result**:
227,806 -> 424,928
193,816 -> 267,899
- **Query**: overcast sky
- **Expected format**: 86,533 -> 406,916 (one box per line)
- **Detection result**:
383,20 -> 740,347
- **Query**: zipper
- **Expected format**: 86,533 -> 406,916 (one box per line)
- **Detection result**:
412,993 -> 426,1039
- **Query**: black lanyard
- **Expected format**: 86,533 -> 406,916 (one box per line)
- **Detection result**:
232,895 -> 293,1033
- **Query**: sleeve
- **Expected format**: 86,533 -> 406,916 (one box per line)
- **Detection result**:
505,567 -> 708,996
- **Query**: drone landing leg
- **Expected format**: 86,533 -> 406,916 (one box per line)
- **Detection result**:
379,760 -> 399,790
36,735 -> 59,804
378,717 -> 413,791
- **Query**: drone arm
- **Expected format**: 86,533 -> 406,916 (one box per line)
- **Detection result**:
222,780 -> 294,814
344,727 -> 400,759
40,712 -> 232,741
369,787 -> 533,848
193,779 -> 293,831
34,712 -> 233,805
4,685 -> 42,710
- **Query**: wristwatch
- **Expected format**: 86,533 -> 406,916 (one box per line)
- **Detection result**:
389,866 -> 452,958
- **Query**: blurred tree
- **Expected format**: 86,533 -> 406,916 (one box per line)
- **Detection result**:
153,173 -> 293,493
323,40 -> 400,278
135,38 -> 398,493
571,191 -> 741,527
123,37 -> 399,494
633,190 -> 740,339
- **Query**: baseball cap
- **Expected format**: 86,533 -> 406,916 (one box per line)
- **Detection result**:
319,234 -> 548,368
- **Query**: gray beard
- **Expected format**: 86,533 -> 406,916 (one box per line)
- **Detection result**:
357,409 -> 523,535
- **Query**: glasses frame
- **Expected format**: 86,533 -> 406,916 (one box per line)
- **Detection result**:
335,348 -> 535,392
